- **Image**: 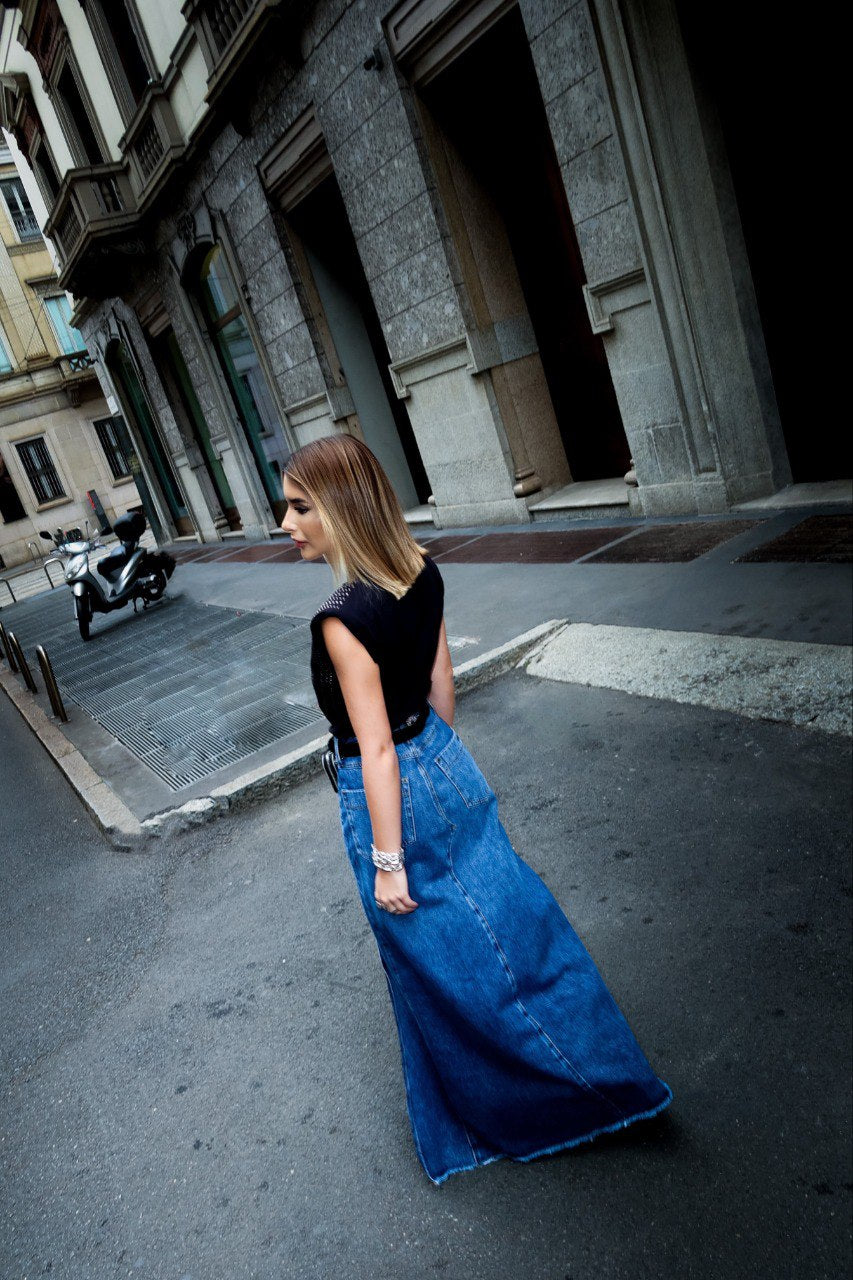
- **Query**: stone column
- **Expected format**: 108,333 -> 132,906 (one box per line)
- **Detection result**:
520,0 -> 790,513
312,19 -> 532,526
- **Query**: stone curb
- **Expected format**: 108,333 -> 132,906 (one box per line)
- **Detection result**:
0,669 -> 145,849
0,618 -> 568,848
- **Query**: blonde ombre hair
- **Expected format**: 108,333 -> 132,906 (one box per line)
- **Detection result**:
283,434 -> 429,598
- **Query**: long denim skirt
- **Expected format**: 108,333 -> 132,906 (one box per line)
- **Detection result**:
333,706 -> 673,1186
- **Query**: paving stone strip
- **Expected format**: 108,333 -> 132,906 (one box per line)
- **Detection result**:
524,623 -> 853,736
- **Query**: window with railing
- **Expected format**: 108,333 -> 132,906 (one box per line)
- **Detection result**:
93,414 -> 133,480
56,60 -> 107,166
45,294 -> 87,355
32,136 -> 62,206
15,437 -> 66,504
0,177 -> 42,243
83,0 -> 155,124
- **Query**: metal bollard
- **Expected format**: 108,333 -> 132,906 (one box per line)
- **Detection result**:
0,620 -> 19,672
36,646 -> 68,722
7,631 -> 37,693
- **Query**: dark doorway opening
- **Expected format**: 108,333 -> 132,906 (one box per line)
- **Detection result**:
419,7 -> 630,482
287,176 -> 431,507
675,1 -> 848,482
148,327 -> 242,531
0,449 -> 27,523
192,244 -> 289,523
106,342 -> 193,539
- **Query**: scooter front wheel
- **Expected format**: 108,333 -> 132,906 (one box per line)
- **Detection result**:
74,593 -> 92,641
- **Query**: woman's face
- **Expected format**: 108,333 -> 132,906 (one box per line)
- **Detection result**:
280,475 -> 329,561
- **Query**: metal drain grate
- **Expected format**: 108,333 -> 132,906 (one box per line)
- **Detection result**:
4,592 -> 325,790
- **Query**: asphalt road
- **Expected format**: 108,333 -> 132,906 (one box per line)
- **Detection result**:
1,670 -> 850,1280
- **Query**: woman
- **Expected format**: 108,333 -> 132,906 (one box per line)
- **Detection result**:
281,435 -> 673,1186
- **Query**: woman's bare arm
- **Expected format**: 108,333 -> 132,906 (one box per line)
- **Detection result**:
428,616 -> 455,728
321,617 -> 418,913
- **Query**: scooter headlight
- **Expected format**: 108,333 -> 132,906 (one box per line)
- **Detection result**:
65,554 -> 87,578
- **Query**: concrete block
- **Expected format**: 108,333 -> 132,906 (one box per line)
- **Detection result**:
357,192 -> 443,282
381,287 -> 464,361
342,142 -> 428,241
330,93 -> 412,194
368,244 -> 454,324
574,200 -> 641,282
251,288 -> 305,346
561,136 -> 629,223
519,0 -> 581,41
234,215 -> 283,276
545,70 -> 613,166
274,356 -> 326,408
266,324 -> 317,378
226,177 -> 271,236
529,1 -> 597,100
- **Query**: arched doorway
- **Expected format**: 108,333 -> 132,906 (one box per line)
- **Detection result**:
105,340 -> 193,539
191,244 -> 290,523
285,176 -> 430,509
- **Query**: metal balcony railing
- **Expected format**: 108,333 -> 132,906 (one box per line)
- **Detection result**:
10,205 -> 43,242
207,0 -> 255,55
120,86 -> 185,199
183,0 -> 283,99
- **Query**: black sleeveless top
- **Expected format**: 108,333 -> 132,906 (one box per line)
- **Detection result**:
309,554 -> 445,740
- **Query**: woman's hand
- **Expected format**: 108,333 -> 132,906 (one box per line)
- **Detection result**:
375,868 -> 419,914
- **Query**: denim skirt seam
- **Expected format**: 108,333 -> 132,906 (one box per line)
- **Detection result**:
443,808 -> 626,1119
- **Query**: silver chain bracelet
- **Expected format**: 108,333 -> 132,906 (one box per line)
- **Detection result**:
371,842 -> 405,873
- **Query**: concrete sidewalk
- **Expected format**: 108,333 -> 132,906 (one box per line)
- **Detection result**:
0,505 -> 850,842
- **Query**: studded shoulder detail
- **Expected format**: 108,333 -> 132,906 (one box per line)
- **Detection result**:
313,580 -> 358,620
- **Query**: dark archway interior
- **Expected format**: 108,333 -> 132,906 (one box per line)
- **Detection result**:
676,1 -> 848,482
420,7 -> 631,482
288,177 -> 431,505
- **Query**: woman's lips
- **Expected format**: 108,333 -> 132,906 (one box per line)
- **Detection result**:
293,539 -> 306,547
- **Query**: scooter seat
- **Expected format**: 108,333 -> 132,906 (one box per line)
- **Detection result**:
97,549 -> 130,581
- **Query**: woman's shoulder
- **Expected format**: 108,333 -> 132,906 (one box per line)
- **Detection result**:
421,552 -> 443,591
310,580 -> 373,636
313,555 -> 439,621
313,580 -> 357,618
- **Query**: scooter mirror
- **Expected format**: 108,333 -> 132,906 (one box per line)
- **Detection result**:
39,531 -> 52,541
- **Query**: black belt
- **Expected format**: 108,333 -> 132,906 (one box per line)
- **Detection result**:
328,704 -> 430,759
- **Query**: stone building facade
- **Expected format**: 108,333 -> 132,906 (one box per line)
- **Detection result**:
0,138 -> 141,569
0,0 -> 831,546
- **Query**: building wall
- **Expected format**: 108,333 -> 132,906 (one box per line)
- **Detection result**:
0,0 -> 797,543
0,385 -> 141,568
0,140 -> 141,568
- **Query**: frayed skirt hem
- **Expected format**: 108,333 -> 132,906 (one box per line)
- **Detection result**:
423,1081 -> 674,1187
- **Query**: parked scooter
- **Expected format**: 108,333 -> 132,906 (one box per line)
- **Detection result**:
40,511 -> 176,641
